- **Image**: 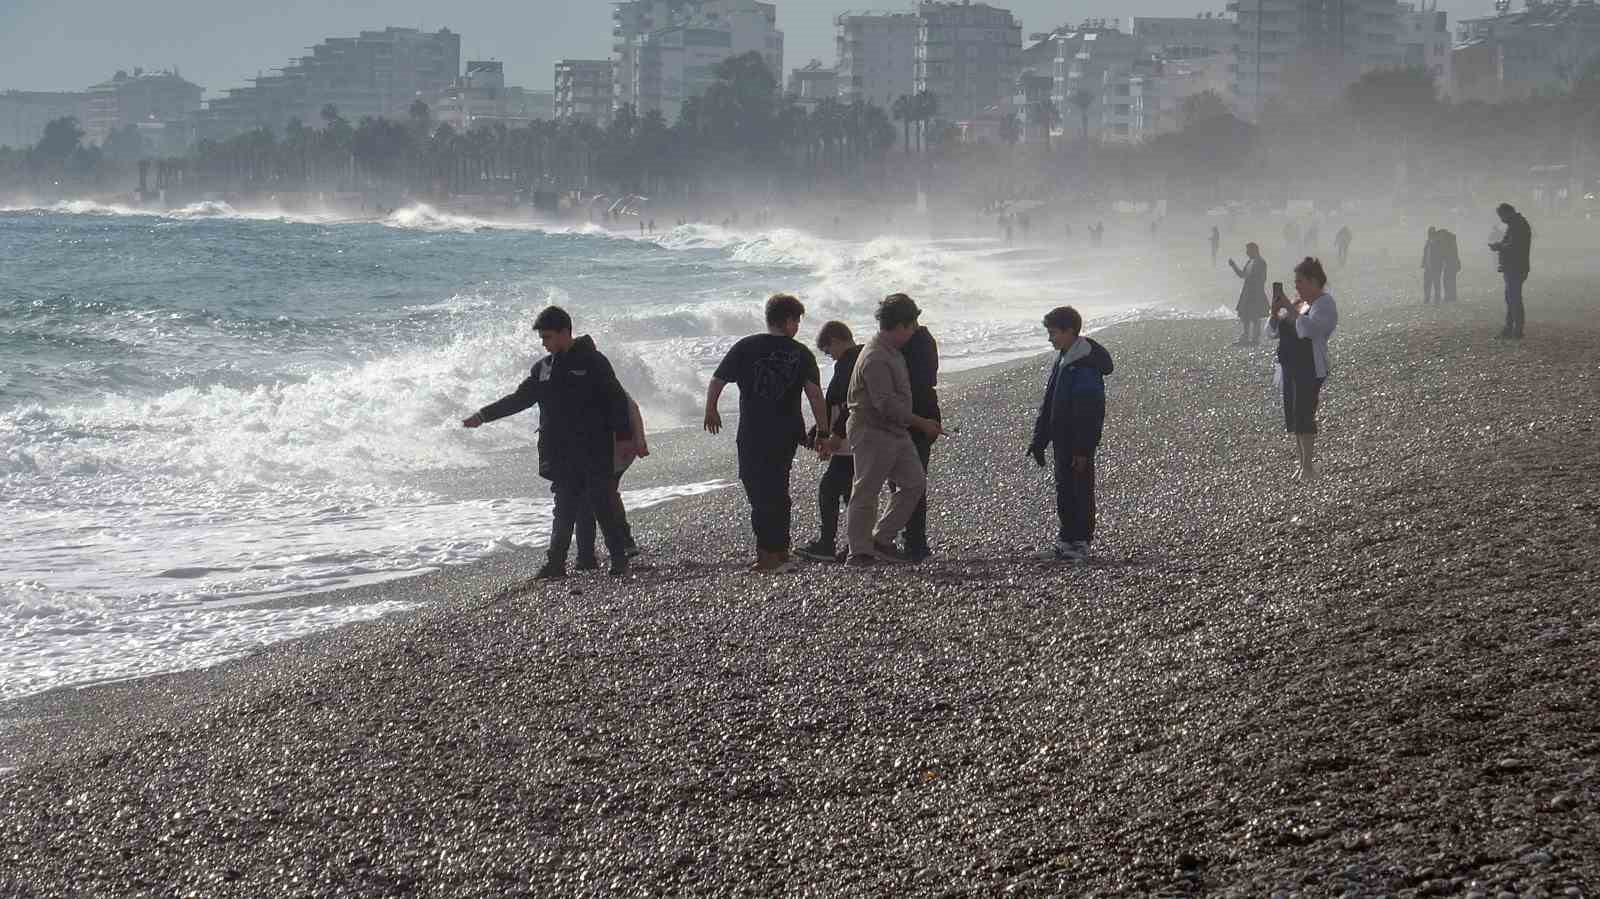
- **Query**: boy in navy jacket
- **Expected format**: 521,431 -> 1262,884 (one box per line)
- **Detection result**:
1029,306 -> 1113,562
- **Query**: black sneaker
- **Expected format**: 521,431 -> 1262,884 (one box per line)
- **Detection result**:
905,544 -> 933,563
795,540 -> 840,563
623,541 -> 642,559
608,556 -> 629,577
872,540 -> 910,563
574,558 -> 600,572
534,562 -> 567,580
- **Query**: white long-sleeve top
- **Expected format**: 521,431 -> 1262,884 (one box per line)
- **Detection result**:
1294,291 -> 1339,379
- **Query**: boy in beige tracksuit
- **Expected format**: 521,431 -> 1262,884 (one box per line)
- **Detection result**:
844,294 -> 945,565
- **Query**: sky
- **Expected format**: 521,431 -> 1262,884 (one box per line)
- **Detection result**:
0,0 -> 1498,97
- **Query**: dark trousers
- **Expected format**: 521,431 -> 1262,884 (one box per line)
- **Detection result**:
1282,375 -> 1324,435
549,472 -> 628,566
817,454 -> 854,549
1504,271 -> 1527,335
1053,449 -> 1096,545
738,441 -> 797,553
1423,268 -> 1442,304
1442,269 -> 1457,303
901,432 -> 934,553
575,472 -> 633,564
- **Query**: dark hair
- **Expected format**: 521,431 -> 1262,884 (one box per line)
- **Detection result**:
1497,202 -> 1516,216
765,293 -> 805,327
1294,257 -> 1328,288
1042,305 -> 1082,335
816,320 -> 853,349
533,306 -> 573,333
875,293 -> 921,330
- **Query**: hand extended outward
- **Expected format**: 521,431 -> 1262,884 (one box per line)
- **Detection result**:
461,413 -> 484,429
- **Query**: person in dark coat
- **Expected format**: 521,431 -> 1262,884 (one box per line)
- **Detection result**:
1334,225 -> 1353,267
1228,242 -> 1269,345
1489,203 -> 1533,339
796,321 -> 861,563
1209,225 -> 1221,266
462,306 -> 635,578
898,324 -> 941,560
1029,306 -> 1114,563
1422,227 -> 1443,304
1436,228 -> 1461,303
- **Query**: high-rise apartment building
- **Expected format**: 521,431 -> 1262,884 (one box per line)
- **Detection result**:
1230,0 -> 1404,117
428,61 -> 550,132
914,1 -> 1023,122
788,61 -> 839,108
555,60 -> 615,124
1132,15 -> 1236,60
83,68 -> 203,145
835,11 -> 919,110
612,0 -> 782,123
198,27 -> 460,141
1454,0 -> 1600,102
1053,26 -> 1141,140
1400,5 -> 1452,98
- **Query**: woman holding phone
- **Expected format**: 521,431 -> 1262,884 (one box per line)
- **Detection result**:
1269,257 -> 1339,481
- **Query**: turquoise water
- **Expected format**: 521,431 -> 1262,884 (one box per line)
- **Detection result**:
0,199 -> 1137,699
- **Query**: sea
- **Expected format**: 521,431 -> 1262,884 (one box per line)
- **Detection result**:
0,199 -> 1204,701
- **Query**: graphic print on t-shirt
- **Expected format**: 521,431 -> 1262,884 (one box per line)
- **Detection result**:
751,348 -> 804,399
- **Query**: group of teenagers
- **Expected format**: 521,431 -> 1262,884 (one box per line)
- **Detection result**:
463,292 -> 1115,577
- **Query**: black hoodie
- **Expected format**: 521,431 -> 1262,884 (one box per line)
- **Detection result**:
1031,337 -> 1114,458
477,335 -> 632,482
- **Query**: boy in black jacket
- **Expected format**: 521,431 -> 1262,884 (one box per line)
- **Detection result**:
796,321 -> 861,562
1028,306 -> 1113,563
462,306 -> 635,579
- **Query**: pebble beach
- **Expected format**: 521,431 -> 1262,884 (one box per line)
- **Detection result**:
3,254 -> 1598,898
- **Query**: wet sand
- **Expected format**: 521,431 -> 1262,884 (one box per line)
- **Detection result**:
2,254 -> 1598,897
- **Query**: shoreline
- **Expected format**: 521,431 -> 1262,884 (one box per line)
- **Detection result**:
4,255 -> 1599,895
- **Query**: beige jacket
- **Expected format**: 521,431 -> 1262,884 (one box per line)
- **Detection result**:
846,333 -> 914,439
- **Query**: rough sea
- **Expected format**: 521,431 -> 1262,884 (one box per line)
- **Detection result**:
0,200 -> 1195,700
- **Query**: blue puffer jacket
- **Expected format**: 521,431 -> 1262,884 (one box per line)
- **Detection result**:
1031,337 -> 1114,458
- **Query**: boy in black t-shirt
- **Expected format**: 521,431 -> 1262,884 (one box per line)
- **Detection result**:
705,294 -> 830,571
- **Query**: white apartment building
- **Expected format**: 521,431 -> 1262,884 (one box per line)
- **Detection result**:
615,0 -> 782,124
1400,5 -> 1452,97
429,62 -> 551,132
555,59 -> 615,124
1053,26 -> 1140,140
1230,0 -> 1405,117
914,1 -> 1023,123
835,11 -> 919,109
1124,54 -> 1236,142
1131,15 -> 1236,60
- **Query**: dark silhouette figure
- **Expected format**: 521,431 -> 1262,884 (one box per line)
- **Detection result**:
1436,229 -> 1461,303
1209,226 -> 1221,266
1334,225 -> 1352,267
1229,242 -> 1269,345
1489,203 -> 1533,339
1422,227 -> 1443,304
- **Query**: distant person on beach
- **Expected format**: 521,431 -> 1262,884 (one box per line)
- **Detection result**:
574,392 -> 648,569
462,306 -> 636,579
1228,242 -> 1269,346
1334,225 -> 1352,267
705,294 -> 829,571
1303,222 -> 1319,253
844,294 -> 945,566
1489,203 -> 1533,339
797,321 -> 861,564
1436,228 -> 1461,303
1422,227 -> 1443,305
898,323 -> 942,561
1209,226 -> 1221,266
1028,306 -> 1114,563
1269,258 -> 1339,481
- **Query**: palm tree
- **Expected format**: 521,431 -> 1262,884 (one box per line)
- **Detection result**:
1069,89 -> 1095,142
892,94 -> 914,154
913,90 -> 939,153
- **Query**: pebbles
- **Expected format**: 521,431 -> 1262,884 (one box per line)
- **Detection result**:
2,262 -> 1599,897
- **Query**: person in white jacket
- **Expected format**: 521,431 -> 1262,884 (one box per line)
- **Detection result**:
1269,257 -> 1339,480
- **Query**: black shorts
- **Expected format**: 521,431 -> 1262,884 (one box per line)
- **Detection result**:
1282,375 -> 1324,435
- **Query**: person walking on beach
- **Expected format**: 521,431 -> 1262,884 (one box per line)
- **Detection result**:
1028,306 -> 1114,563
705,294 -> 829,571
1270,258 -> 1339,481
1334,225 -> 1353,267
1422,227 -> 1443,305
1209,226 -> 1221,266
574,391 -> 648,570
1489,203 -> 1533,339
462,306 -> 636,579
1436,228 -> 1461,303
898,323 -> 942,561
844,294 -> 945,566
1228,242 -> 1269,346
796,321 -> 861,563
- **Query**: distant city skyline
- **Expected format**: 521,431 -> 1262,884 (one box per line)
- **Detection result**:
1,0 -> 1498,99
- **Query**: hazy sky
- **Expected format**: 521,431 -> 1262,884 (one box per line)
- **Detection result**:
1,0 -> 1496,96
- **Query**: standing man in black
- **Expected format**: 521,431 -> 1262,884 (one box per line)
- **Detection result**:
1490,203 -> 1533,339
797,321 -> 861,563
898,322 -> 941,561
1437,228 -> 1461,303
1422,227 -> 1442,305
462,306 -> 635,579
705,294 -> 830,571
